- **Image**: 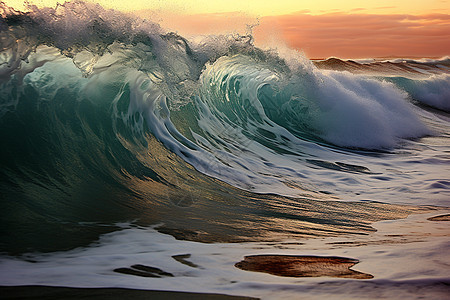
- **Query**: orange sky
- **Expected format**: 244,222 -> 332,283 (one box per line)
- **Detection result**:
4,0 -> 450,58
6,0 -> 450,16
139,11 -> 450,59
257,13 -> 450,58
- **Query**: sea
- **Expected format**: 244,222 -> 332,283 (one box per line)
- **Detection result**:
0,2 -> 449,299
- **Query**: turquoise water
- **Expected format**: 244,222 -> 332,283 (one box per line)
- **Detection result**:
0,2 -> 449,255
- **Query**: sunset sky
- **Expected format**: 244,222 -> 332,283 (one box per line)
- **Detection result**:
4,0 -> 450,58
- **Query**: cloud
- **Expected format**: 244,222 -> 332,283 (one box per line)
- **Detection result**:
350,8 -> 366,12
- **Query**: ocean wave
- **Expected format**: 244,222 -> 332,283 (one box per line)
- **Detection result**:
387,74 -> 450,112
1,1 -> 449,253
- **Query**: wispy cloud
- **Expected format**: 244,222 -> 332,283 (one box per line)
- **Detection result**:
350,8 -> 366,12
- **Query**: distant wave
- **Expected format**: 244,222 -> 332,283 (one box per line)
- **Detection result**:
313,57 -> 450,77
314,57 -> 450,111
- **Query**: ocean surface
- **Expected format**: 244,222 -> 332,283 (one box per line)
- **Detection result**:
1,2 -> 449,299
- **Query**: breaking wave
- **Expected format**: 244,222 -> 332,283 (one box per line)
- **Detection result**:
1,1 -> 449,253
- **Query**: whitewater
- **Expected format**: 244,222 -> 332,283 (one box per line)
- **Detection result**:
0,2 -> 449,299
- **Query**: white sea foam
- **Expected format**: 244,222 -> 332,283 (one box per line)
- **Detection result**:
1,211 -> 448,299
